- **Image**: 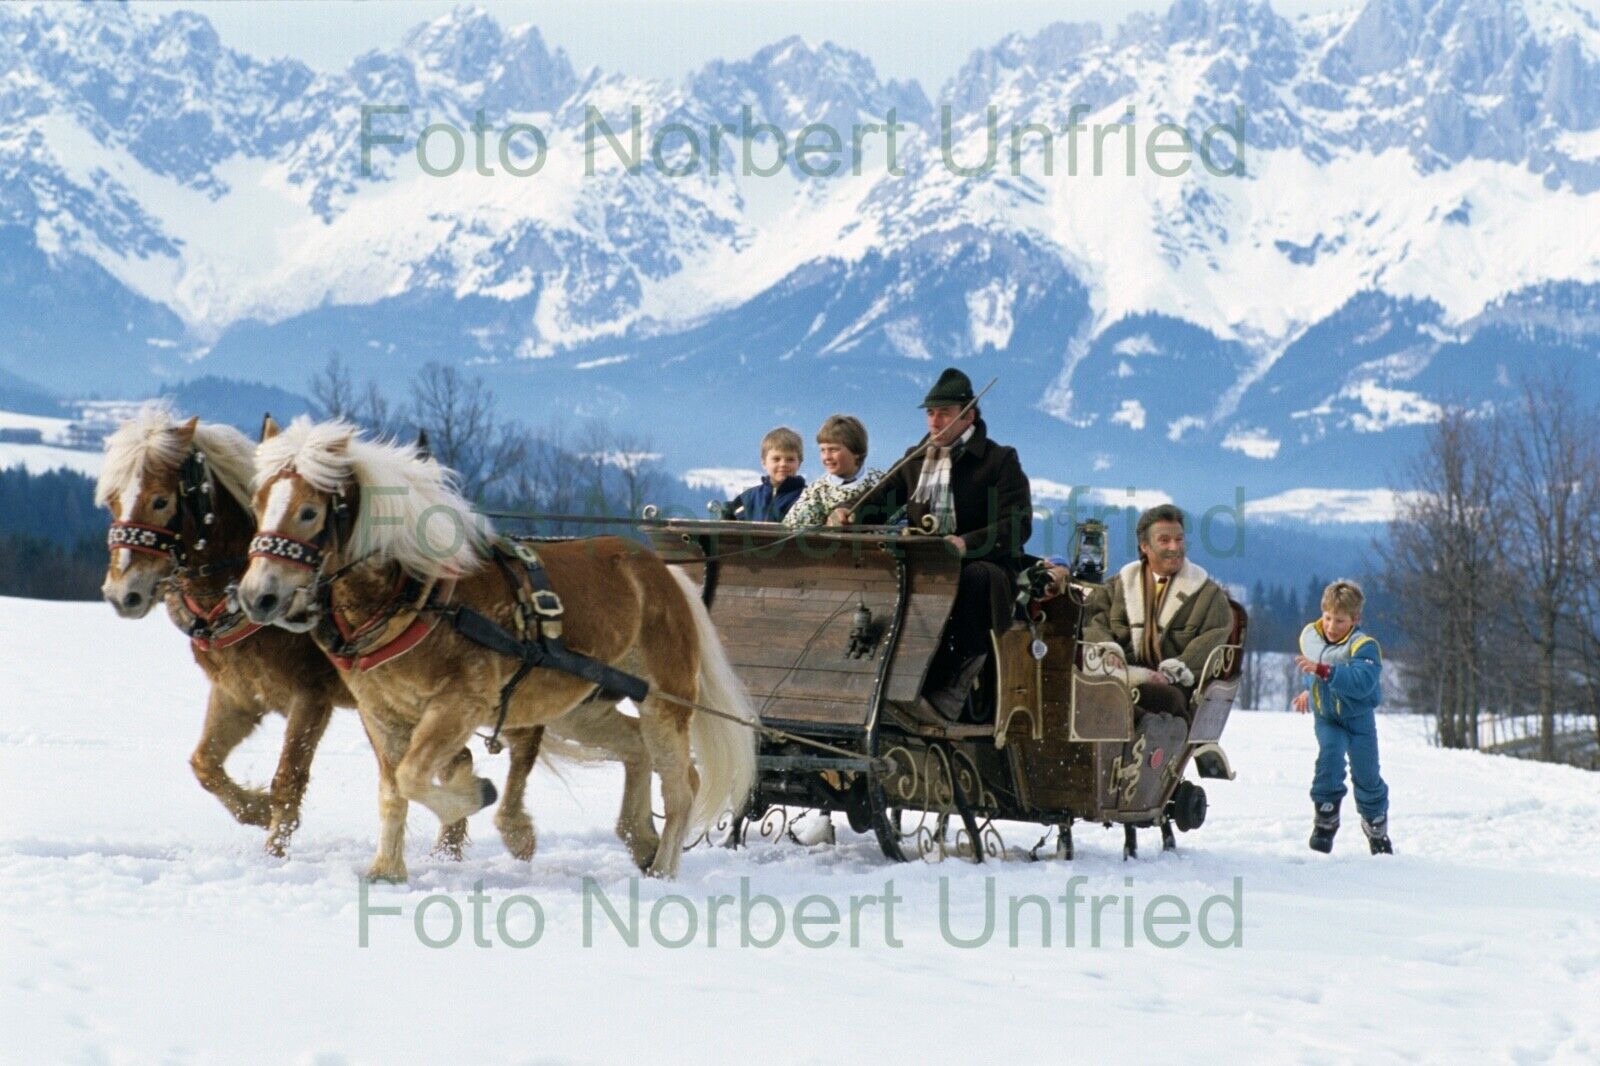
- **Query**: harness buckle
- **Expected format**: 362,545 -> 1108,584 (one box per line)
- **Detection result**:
530,590 -> 563,638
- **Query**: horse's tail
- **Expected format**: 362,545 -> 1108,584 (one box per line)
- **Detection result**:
669,566 -> 758,830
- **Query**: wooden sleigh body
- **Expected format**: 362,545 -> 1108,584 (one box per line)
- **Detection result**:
647,520 -> 1247,861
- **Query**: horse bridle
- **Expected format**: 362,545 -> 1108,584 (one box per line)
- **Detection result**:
247,473 -> 426,653
246,471 -> 359,601
106,450 -> 217,569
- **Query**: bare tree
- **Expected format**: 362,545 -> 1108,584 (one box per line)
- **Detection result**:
1573,511 -> 1600,759
303,359 -> 675,542
1239,647 -> 1259,711
309,355 -> 400,438
1499,372 -> 1600,761
518,420 -> 584,519
596,430 -> 665,519
308,354 -> 356,421
1387,406 -> 1506,749
407,363 -> 530,503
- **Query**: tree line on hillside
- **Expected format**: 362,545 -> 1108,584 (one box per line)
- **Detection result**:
0,360 -> 695,601
307,357 -> 694,532
0,466 -> 103,542
0,467 -> 105,600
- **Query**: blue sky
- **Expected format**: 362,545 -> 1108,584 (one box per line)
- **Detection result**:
133,0 -> 1364,94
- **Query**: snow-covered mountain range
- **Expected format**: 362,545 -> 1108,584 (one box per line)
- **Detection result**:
3,0 -> 1599,522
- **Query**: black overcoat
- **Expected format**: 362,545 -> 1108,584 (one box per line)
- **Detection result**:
849,418 -> 1033,574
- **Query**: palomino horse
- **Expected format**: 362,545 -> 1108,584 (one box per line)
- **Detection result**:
237,417 -> 756,880
97,408 -> 659,863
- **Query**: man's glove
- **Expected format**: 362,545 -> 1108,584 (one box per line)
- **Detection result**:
1158,658 -> 1195,687
1093,641 -> 1127,671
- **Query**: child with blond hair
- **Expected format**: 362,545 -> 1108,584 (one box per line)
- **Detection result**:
1294,579 -> 1393,855
729,426 -> 806,522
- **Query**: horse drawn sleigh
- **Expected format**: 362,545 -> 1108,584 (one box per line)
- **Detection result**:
646,518 -> 1248,862
98,409 -> 1246,877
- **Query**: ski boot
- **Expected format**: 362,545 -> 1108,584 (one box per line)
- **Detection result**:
1309,802 -> 1340,853
1361,815 -> 1393,855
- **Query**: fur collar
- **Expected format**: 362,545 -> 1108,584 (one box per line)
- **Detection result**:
1117,558 -> 1211,662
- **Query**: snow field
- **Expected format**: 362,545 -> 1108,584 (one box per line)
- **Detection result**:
1,596 -> 1597,1064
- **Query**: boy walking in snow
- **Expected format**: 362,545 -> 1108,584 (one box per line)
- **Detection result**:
1293,579 -> 1393,855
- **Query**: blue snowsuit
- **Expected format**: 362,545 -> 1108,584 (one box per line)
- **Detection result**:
1299,621 -> 1389,822
731,475 -> 806,522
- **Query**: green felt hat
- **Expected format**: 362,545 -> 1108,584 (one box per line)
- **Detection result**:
918,367 -> 976,409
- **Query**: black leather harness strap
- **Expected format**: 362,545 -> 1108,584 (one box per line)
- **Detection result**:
449,538 -> 649,753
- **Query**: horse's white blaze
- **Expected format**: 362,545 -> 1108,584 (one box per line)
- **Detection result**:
261,478 -> 295,533
116,471 -> 142,574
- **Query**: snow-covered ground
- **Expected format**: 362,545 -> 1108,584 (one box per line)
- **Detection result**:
0,408 -> 102,477
0,441 -> 102,477
2,596 -> 1597,1064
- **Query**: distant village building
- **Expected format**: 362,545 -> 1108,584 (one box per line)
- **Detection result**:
64,422 -> 109,450
64,400 -> 145,451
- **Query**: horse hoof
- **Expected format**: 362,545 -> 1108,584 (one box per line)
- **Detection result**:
235,799 -> 272,828
626,837 -> 659,871
643,848 -> 677,878
365,865 -> 407,884
498,821 -> 537,862
478,778 -> 498,810
434,820 -> 469,861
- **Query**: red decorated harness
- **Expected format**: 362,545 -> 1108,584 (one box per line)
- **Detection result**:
175,591 -> 263,652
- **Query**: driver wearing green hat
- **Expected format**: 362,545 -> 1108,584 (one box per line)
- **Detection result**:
832,367 -> 1033,720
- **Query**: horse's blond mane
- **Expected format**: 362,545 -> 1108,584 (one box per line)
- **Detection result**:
255,417 -> 490,579
95,404 -> 256,512
192,423 -> 257,511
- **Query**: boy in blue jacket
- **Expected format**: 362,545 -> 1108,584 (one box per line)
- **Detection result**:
1293,579 -> 1393,855
730,427 -> 806,522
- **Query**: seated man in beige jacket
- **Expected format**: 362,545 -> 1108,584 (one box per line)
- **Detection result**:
1081,504 -> 1233,722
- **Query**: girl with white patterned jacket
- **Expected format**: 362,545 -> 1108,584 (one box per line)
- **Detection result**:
782,415 -> 883,529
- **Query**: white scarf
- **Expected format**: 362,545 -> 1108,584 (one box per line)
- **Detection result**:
912,425 -> 972,534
